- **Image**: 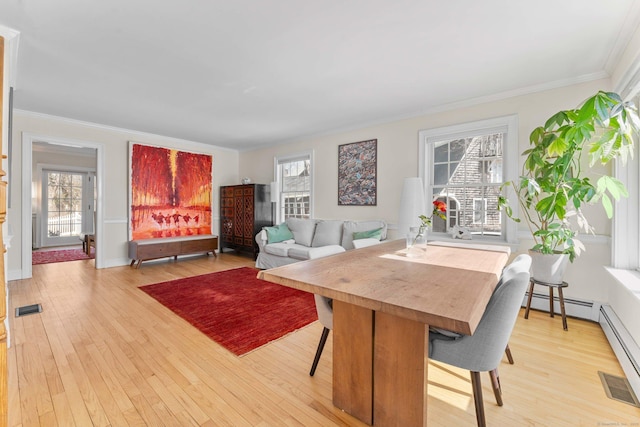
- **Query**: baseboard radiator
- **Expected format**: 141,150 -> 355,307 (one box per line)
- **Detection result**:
522,293 -> 640,397
522,290 -> 601,322
599,305 -> 640,397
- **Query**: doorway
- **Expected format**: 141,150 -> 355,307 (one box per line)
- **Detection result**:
22,134 -> 105,278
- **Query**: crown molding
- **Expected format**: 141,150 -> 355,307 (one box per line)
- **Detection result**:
14,108 -> 239,153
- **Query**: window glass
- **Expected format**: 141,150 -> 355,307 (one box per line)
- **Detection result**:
429,132 -> 504,237
275,154 -> 312,222
420,117 -> 517,243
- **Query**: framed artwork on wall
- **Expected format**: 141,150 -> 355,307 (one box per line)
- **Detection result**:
128,142 -> 213,240
338,139 -> 377,206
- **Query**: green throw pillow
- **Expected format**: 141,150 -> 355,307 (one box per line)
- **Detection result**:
264,223 -> 294,244
353,227 -> 383,241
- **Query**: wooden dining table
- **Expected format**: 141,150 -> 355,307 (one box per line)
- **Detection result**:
257,239 -> 510,427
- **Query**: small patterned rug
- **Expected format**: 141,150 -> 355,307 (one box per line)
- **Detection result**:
32,248 -> 92,265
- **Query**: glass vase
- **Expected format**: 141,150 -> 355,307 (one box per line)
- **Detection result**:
406,226 -> 427,258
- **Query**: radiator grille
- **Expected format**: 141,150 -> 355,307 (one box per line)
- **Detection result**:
599,371 -> 640,407
15,304 -> 42,317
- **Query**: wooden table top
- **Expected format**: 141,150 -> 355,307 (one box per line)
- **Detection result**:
257,239 -> 510,335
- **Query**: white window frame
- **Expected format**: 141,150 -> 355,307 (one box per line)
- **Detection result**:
418,115 -> 519,244
612,93 -> 640,270
472,197 -> 488,225
273,151 -> 314,224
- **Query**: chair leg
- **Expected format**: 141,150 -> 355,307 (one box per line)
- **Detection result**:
505,344 -> 514,364
470,371 -> 487,427
309,327 -> 330,376
524,280 -> 535,319
489,369 -> 503,406
557,286 -> 568,331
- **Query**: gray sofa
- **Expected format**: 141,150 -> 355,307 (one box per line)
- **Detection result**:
255,218 -> 387,269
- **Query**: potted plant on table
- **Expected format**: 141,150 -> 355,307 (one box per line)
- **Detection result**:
498,91 -> 640,283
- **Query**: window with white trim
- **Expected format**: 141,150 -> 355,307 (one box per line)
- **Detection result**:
274,152 -> 313,223
419,115 -> 518,243
612,93 -> 640,270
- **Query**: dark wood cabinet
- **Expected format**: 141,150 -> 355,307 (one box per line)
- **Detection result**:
220,184 -> 272,258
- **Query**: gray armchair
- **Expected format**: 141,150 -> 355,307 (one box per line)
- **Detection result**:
429,254 -> 532,427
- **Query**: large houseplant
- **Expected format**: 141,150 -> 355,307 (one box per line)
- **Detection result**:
499,91 -> 640,282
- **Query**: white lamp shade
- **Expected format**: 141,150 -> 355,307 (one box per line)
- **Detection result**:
397,177 -> 426,236
270,181 -> 279,203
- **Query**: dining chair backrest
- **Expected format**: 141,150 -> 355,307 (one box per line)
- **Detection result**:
314,294 -> 333,330
429,254 -> 531,372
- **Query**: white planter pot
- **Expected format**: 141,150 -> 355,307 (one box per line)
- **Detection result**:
528,250 -> 569,284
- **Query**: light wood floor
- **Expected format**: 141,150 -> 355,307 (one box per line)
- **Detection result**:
7,253 -> 640,426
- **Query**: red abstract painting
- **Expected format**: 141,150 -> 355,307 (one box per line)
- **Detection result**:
129,143 -> 213,240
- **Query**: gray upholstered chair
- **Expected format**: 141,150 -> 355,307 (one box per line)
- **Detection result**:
429,254 -> 532,427
309,294 -> 333,376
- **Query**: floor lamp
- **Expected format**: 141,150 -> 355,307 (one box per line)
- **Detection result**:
270,181 -> 279,225
398,177 -> 426,238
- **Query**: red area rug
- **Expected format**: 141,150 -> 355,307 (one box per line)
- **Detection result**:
139,267 -> 318,356
32,248 -> 92,265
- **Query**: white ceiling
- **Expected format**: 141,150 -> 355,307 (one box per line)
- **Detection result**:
3,0 -> 640,151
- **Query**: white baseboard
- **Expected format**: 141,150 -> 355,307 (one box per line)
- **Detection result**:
599,305 -> 640,397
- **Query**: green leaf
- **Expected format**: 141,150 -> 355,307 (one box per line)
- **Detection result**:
547,137 -> 568,157
594,95 -> 609,122
577,96 -> 596,123
529,127 -> 545,145
526,178 -> 541,197
602,194 -> 613,218
598,176 -> 628,201
544,112 -> 567,130
535,195 -> 555,217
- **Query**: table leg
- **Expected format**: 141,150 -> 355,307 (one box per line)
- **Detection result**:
332,301 -> 374,424
374,311 -> 428,426
549,287 -> 555,318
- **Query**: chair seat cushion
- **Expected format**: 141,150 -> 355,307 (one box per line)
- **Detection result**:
429,326 -> 463,339
263,242 -> 305,257
288,245 -> 345,260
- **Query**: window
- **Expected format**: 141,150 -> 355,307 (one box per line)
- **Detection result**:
612,93 -> 640,270
274,152 -> 313,223
41,170 -> 94,247
419,115 -> 518,243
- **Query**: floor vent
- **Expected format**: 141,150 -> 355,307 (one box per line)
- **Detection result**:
15,304 -> 42,317
599,371 -> 640,407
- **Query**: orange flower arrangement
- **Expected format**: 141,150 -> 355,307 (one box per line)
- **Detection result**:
416,200 -> 447,237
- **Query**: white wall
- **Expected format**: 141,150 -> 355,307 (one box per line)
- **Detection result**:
4,76 -> 633,336
240,78 -> 617,304
7,111 -> 240,278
